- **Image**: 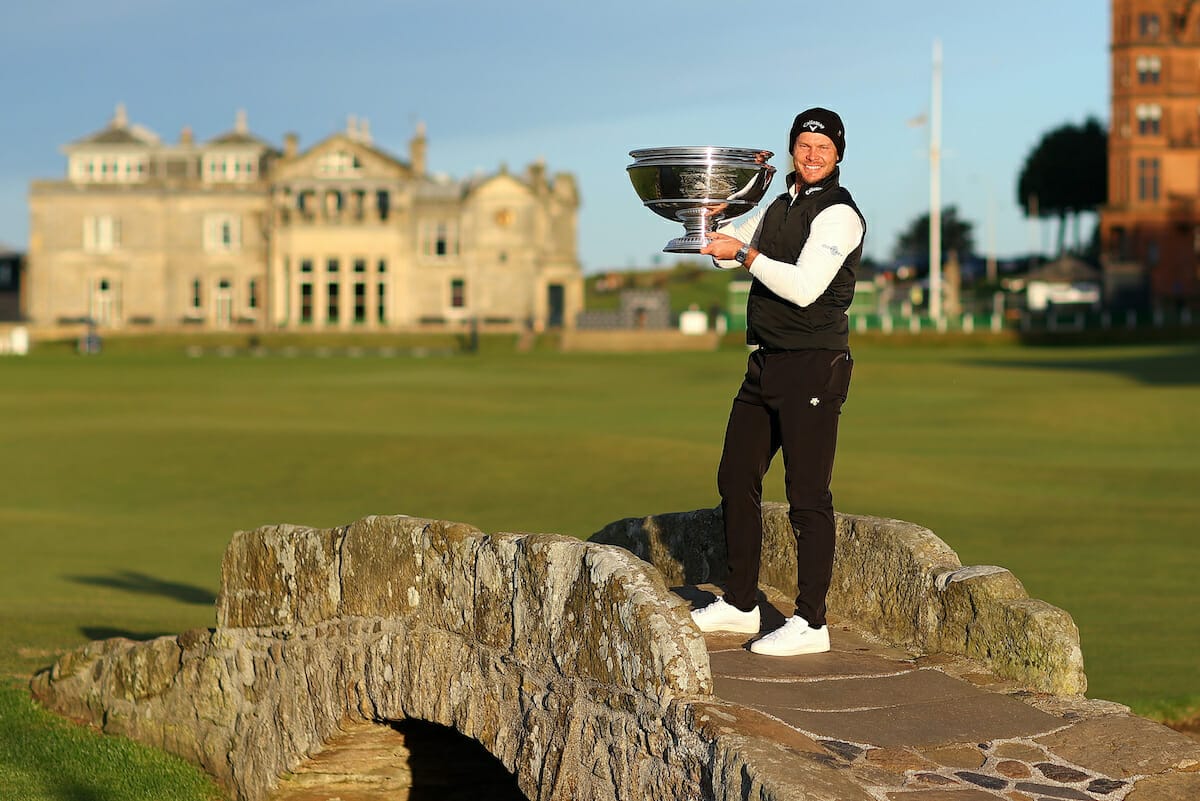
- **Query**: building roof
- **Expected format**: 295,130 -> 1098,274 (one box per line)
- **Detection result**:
206,129 -> 273,148
1026,255 -> 1101,284
72,126 -> 157,146
204,109 -> 275,150
67,103 -> 161,148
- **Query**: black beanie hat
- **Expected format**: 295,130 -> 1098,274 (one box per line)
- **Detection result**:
789,108 -> 845,162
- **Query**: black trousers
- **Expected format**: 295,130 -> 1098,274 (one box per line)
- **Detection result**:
716,348 -> 853,626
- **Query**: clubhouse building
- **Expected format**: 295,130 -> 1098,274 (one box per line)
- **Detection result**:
27,106 -> 584,332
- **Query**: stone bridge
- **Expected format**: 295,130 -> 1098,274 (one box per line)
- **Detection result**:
32,506 -> 1200,800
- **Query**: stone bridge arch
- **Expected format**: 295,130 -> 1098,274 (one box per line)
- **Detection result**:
35,504 -> 1136,800
32,515 -> 768,801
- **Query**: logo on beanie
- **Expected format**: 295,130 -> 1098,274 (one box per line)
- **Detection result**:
802,120 -> 826,132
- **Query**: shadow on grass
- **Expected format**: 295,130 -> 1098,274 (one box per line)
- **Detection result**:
66,570 -> 216,605
43,780 -> 109,801
78,626 -> 175,642
966,344 -> 1200,386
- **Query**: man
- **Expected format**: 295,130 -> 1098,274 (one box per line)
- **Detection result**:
694,107 -> 865,656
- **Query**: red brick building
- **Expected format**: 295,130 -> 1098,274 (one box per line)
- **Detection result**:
1102,0 -> 1200,308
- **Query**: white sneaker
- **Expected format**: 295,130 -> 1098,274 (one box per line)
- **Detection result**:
690,598 -> 760,633
750,616 -> 830,656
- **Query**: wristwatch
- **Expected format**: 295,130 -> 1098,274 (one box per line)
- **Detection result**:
734,245 -> 751,265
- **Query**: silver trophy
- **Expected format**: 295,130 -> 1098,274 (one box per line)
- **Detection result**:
627,146 -> 775,253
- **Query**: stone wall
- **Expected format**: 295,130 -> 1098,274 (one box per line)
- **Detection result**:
559,329 -> 721,351
589,503 -> 1086,695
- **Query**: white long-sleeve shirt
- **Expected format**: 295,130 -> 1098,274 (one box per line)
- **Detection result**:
712,185 -> 864,308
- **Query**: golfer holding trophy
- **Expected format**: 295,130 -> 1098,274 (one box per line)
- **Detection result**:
627,108 -> 865,656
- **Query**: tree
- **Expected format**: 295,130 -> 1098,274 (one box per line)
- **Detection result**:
892,205 -> 975,265
1016,118 -> 1107,257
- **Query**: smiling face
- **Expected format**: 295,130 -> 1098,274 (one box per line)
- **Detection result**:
792,131 -> 838,186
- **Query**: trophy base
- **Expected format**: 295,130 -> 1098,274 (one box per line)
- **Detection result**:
663,234 -> 711,254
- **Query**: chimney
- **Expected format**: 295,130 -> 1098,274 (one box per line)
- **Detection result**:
528,157 -> 547,190
410,121 -> 427,177
347,114 -> 359,140
359,117 -> 372,146
180,126 -> 194,146
113,102 -> 128,128
284,132 -> 298,158
235,109 -> 247,134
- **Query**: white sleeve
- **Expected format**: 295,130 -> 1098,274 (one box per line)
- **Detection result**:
746,205 -> 864,306
710,207 -> 766,271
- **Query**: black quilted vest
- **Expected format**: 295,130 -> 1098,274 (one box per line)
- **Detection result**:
746,169 -> 865,351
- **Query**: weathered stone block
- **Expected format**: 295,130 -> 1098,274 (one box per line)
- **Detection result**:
217,524 -> 344,628
339,515 -> 429,619
828,512 -> 962,645
417,520 -> 490,638
472,533 -> 521,651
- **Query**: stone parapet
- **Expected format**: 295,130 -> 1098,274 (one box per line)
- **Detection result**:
216,515 -> 710,701
588,503 -> 1087,695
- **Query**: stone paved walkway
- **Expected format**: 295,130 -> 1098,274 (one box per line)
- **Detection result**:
267,584 -> 1200,801
682,584 -> 1200,801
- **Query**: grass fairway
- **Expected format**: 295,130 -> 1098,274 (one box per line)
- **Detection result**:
0,339 -> 1197,796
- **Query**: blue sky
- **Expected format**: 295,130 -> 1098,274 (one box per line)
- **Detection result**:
0,1 -> 1108,272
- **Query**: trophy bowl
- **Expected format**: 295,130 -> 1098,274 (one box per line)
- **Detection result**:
627,146 -> 775,253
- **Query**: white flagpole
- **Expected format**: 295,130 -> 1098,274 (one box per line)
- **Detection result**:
929,38 -> 943,322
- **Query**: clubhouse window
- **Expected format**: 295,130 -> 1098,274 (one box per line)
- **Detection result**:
377,283 -> 387,324
71,155 -> 147,184
422,221 -> 458,258
83,215 -> 120,253
316,149 -> 361,176
300,283 -> 313,323
328,283 -> 340,323
202,154 -> 258,183
451,278 -> 466,308
354,282 -> 366,323
203,213 -> 241,252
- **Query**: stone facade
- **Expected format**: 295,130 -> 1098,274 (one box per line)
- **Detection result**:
1101,0 -> 1200,308
27,106 -> 584,333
